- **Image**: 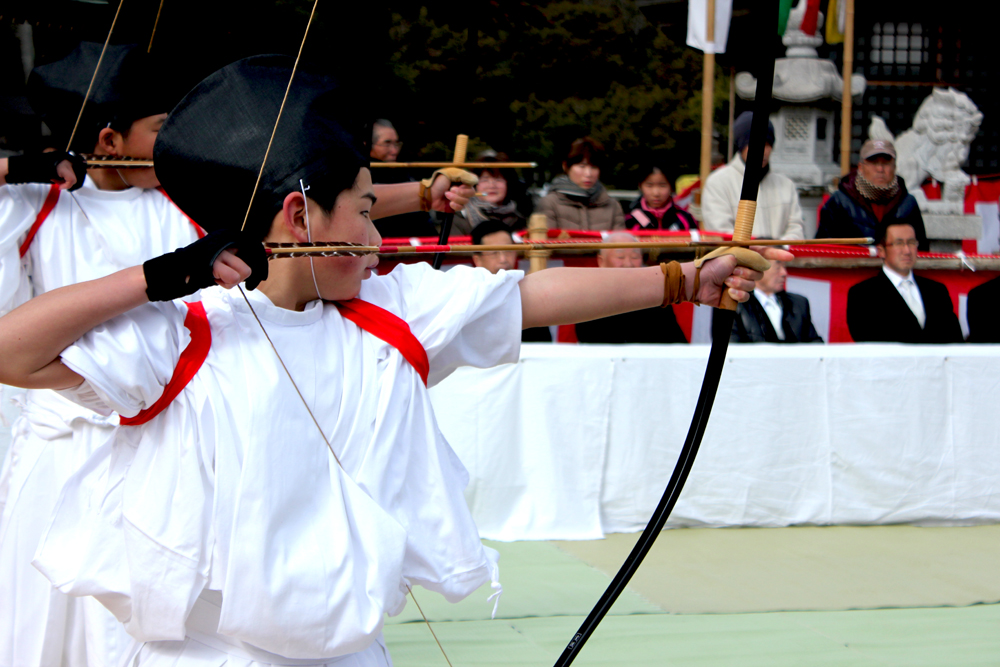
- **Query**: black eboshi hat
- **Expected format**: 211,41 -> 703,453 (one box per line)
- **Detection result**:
153,55 -> 368,239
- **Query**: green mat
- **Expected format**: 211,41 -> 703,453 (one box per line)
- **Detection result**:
387,540 -> 659,624
556,524 -> 1000,613
384,605 -> 1000,666
385,525 -> 1000,665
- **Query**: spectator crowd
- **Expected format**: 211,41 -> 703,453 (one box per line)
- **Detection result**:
373,115 -> 996,345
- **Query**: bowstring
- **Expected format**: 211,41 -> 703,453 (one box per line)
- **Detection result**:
232,3 -> 453,664
65,0 -> 126,152
147,0 -> 166,52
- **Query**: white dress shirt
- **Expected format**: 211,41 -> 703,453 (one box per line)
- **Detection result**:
883,265 -> 926,328
753,289 -> 785,340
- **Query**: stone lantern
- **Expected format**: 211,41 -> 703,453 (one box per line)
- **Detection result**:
735,1 -> 866,190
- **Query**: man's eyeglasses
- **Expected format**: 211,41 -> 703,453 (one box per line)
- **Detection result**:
376,140 -> 403,149
886,239 -> 919,248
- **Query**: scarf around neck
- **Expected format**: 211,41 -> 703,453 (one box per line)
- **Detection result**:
552,174 -> 604,206
856,172 -> 900,203
466,196 -> 519,227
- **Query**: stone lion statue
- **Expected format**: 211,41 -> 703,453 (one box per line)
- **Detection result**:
872,88 -> 982,205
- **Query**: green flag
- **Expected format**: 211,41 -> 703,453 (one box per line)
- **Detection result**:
777,0 -> 794,35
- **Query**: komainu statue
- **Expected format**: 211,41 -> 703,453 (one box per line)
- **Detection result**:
871,88 -> 983,208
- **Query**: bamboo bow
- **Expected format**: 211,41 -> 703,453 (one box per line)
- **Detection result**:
551,2 -> 781,664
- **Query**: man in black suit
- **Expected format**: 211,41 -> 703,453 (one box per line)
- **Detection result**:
847,221 -> 963,343
967,276 -> 1000,343
723,259 -> 823,343
729,261 -> 823,343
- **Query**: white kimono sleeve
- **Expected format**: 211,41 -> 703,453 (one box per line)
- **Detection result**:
0,183 -> 48,315
58,301 -> 189,417
379,263 -> 523,386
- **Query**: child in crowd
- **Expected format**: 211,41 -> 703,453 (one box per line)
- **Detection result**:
625,157 -> 697,232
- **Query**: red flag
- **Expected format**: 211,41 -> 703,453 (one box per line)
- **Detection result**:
800,0 -> 821,35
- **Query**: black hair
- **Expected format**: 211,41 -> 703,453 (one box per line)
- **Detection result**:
634,154 -> 677,191
471,219 -> 514,247
874,219 -> 915,246
564,137 -> 606,171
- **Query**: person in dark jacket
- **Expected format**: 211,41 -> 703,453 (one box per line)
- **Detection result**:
719,259 -> 823,343
966,276 -> 1000,343
817,138 -> 929,251
574,232 -> 687,344
847,220 -> 963,343
624,156 -> 697,232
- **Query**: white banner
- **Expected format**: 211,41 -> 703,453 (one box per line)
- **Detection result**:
686,0 -> 734,54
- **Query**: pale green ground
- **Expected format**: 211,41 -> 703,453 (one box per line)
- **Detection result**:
385,525 -> 1000,666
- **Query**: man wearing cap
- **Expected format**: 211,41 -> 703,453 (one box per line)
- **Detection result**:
817,138 -> 929,251
0,56 -> 785,666
702,111 -> 805,241
847,219 -> 961,343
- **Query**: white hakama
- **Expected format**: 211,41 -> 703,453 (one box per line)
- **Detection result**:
38,263 -> 522,665
0,178 -> 202,667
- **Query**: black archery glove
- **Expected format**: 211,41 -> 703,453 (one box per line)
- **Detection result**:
5,151 -> 88,191
143,229 -> 269,302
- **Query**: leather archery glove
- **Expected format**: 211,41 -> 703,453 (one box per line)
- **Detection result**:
692,247 -> 770,307
418,168 -> 479,211
143,230 -> 269,301
5,151 -> 87,191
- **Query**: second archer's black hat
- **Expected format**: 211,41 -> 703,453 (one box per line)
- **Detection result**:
27,43 -> 189,152
154,55 -> 368,239
27,42 -> 133,151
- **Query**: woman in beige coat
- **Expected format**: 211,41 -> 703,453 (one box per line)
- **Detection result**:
539,137 -> 625,231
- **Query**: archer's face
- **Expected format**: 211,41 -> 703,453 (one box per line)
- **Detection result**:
309,168 -> 382,300
117,113 -> 167,189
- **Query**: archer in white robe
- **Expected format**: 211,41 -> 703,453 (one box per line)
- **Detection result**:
36,262 -> 522,666
0,177 -> 203,667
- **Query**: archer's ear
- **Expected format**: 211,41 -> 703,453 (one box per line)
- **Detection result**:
280,191 -> 310,242
876,244 -> 886,259
96,127 -> 121,156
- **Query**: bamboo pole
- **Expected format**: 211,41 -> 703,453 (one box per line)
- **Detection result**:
839,0 -> 855,176
727,66 -> 736,162
697,0 -> 716,205
526,213 -> 550,273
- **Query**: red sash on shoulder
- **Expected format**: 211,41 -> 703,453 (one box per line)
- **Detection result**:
19,184 -> 61,258
335,298 -> 430,386
119,297 -> 428,427
157,187 -> 206,238
119,301 -> 211,426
